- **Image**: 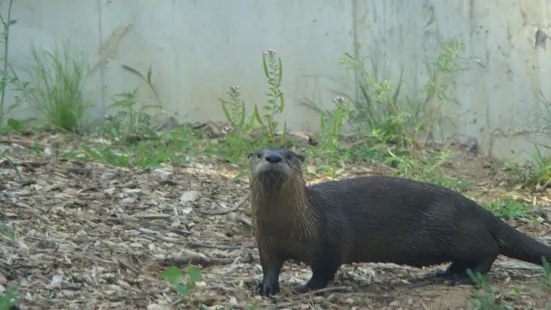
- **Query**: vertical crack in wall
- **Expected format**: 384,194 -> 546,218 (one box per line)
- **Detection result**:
351,0 -> 360,107
96,0 -> 106,116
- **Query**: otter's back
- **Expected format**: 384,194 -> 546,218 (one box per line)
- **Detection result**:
306,175 -> 496,264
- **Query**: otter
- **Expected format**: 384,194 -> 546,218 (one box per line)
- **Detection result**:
248,147 -> 551,296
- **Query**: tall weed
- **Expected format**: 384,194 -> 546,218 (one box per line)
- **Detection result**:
258,49 -> 287,145
218,49 -> 288,168
103,88 -> 165,142
0,0 -> 16,127
339,40 -> 471,149
306,95 -> 351,177
12,43 -> 92,132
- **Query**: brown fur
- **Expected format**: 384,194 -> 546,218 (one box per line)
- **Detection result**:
248,147 -> 551,296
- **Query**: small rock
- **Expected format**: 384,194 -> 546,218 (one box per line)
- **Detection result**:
229,296 -> 238,306
147,304 -> 171,310
101,172 -> 116,180
50,275 -> 63,287
345,297 -> 355,304
180,190 -> 200,202
389,300 -> 400,307
121,197 -> 136,204
17,241 -> 29,256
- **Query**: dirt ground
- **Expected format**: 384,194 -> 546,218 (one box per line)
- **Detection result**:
2,134 -> 551,310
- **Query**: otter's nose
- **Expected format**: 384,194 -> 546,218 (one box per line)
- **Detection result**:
265,154 -> 282,163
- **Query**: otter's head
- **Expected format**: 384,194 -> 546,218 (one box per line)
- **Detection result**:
248,147 -> 305,185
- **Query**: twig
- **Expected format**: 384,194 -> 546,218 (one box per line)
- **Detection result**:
0,198 -> 28,209
118,260 -> 140,274
9,161 -> 48,168
308,285 -> 355,295
0,139 -> 44,150
421,301 -> 430,310
134,227 -> 256,249
210,282 -> 236,292
169,228 -> 193,236
236,214 -> 252,227
157,252 -> 255,267
198,192 -> 250,215
220,302 -> 295,310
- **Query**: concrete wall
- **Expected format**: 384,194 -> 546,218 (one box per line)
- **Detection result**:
2,0 -> 551,161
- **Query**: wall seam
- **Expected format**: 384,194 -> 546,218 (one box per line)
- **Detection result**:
351,0 -> 360,107
97,0 -> 106,117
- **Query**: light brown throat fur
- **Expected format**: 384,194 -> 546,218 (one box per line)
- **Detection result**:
249,175 -> 319,242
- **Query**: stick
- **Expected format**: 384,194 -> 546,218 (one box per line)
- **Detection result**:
198,192 -> 250,216
134,227 -> 256,249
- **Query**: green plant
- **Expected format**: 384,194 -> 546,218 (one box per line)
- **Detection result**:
339,50 -> 409,146
160,125 -> 206,166
481,197 -> 534,219
258,49 -> 287,145
103,88 -> 165,142
218,85 -> 260,166
0,0 -> 16,127
0,152 -> 21,179
508,145 -> 551,189
12,42 -> 93,132
0,221 -> 16,240
162,264 -> 203,297
318,96 -> 351,154
218,49 -> 289,169
420,40 -> 471,146
384,147 -> 470,192
339,40 -> 470,149
538,257 -> 551,309
467,270 -> 506,310
121,65 -> 163,107
80,140 -> 172,169
0,221 -> 19,310
0,285 -> 18,310
305,95 -> 352,177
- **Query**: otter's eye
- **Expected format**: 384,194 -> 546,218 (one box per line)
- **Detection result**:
286,154 -> 293,161
256,152 -> 262,159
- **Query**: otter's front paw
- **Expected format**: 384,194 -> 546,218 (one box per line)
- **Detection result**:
255,280 -> 280,296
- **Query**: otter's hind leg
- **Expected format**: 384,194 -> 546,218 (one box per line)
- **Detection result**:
445,233 -> 500,286
293,258 -> 341,294
445,256 -> 497,286
432,261 -> 470,278
417,260 -> 478,281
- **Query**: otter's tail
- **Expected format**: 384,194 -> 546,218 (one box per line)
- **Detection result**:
492,220 -> 551,266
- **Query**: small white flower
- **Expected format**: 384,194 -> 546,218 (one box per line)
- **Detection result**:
332,96 -> 346,104
264,49 -> 277,57
226,85 -> 241,95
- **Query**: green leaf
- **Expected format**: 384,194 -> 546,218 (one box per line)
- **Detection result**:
238,103 -> 246,129
147,67 -> 153,84
174,284 -> 189,296
186,265 -> 203,282
7,118 -> 20,131
161,266 -> 183,285
219,100 -> 234,126
80,144 -> 103,161
277,57 -> 283,83
262,53 -> 269,79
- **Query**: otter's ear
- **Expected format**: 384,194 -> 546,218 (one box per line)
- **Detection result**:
297,154 -> 305,162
